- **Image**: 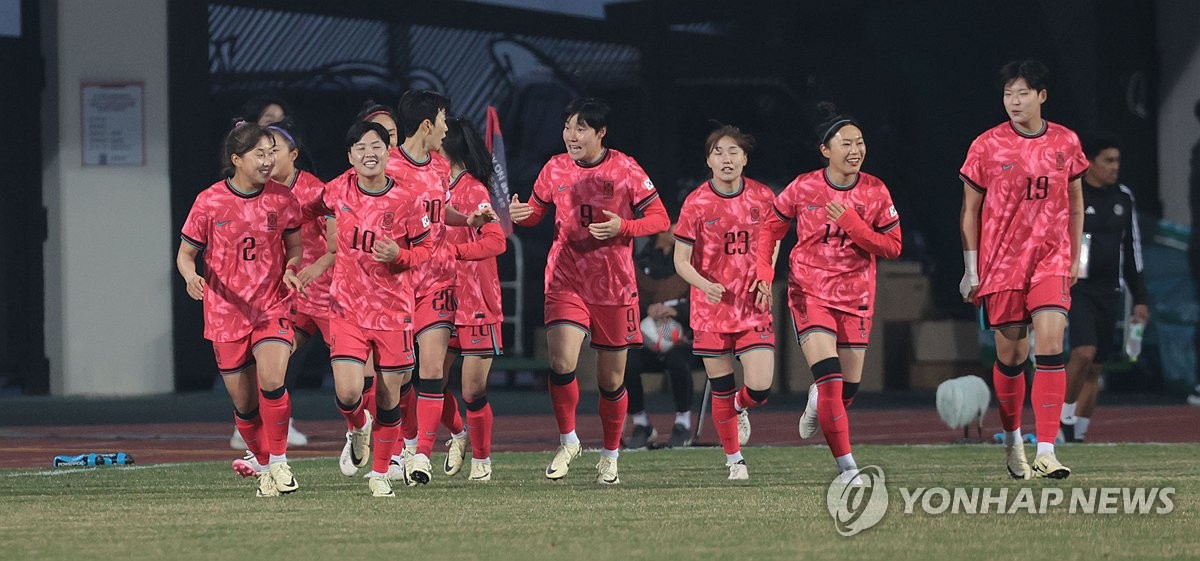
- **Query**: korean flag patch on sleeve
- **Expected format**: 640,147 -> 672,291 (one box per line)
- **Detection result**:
422,215 -> 431,229
888,205 -> 897,217
643,178 -> 655,190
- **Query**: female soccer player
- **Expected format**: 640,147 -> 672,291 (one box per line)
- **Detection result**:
441,116 -> 508,481
673,125 -> 778,480
960,60 -> 1087,479
755,106 -> 902,485
177,122 -> 305,497
306,121 -> 434,497
510,97 -> 670,484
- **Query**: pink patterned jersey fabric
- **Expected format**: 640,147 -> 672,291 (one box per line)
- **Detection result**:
181,179 -> 302,341
674,178 -> 776,332
959,121 -> 1088,297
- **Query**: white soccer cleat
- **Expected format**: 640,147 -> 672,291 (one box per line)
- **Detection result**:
1005,441 -> 1033,480
256,471 -> 280,497
232,451 -> 264,478
406,453 -> 433,486
380,457 -> 406,482
444,435 -> 469,476
468,459 -> 492,482
367,475 -> 395,498
268,461 -> 298,494
595,456 -> 620,485
1032,452 -> 1071,479
286,418 -> 309,447
799,384 -> 820,439
835,468 -> 864,487
545,442 -> 582,480
727,460 -> 749,481
736,409 -> 751,446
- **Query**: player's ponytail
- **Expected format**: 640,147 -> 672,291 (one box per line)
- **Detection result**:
813,102 -> 860,149
444,117 -> 494,187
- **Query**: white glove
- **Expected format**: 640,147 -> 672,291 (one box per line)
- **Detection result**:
959,250 -> 979,301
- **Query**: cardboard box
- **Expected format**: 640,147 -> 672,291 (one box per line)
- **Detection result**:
912,320 -> 981,362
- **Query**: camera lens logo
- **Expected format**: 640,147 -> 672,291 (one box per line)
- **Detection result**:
826,465 -> 889,536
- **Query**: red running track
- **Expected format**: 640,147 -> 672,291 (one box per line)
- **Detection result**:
0,405 -> 1196,469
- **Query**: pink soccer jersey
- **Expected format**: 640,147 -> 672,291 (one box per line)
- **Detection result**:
959,121 -> 1088,297
313,169 -> 431,331
181,179 -> 302,342
287,169 -> 333,318
674,178 -> 776,332
447,172 -> 504,325
387,147 -> 455,297
772,170 -> 900,317
530,149 -> 661,306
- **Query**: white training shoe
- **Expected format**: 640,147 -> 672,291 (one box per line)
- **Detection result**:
230,428 -> 246,450
468,459 -> 492,482
545,442 -> 582,480
736,409 -> 751,446
595,456 -> 620,485
798,383 -> 820,439
727,460 -> 749,481
286,418 -> 308,447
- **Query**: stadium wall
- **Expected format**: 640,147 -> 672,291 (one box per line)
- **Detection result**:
1157,0 -> 1200,226
41,0 -> 174,395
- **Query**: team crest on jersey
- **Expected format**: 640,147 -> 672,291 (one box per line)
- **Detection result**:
1114,204 -> 1124,216
602,181 -> 614,199
381,212 -> 395,230
855,204 -> 866,217
750,206 -> 761,223
1055,151 -> 1065,170
266,212 -> 278,231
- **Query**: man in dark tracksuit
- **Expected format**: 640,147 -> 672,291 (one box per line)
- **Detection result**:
1060,133 -> 1149,442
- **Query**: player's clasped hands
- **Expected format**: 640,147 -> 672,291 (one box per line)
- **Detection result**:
372,236 -> 401,263
283,267 -> 305,295
509,194 -> 532,223
588,210 -> 622,240
467,206 -> 499,228
184,274 -> 206,301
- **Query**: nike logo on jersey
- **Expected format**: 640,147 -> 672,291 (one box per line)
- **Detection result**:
625,334 -> 636,341
438,312 -> 450,318
759,334 -> 770,339
341,205 -> 352,212
1001,163 -> 1014,170
471,338 -> 484,344
806,205 -> 822,211
705,218 -> 719,225
557,185 -> 569,192
216,220 -> 231,227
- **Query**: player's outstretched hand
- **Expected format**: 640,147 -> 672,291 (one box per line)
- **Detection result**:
589,210 -> 622,240
372,236 -> 401,263
702,281 -> 726,304
509,194 -> 533,223
185,274 -> 206,301
752,279 -> 772,311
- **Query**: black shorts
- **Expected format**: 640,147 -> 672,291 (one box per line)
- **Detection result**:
1068,286 -> 1122,362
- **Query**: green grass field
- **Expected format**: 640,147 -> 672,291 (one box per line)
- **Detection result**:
2,444 -> 1197,561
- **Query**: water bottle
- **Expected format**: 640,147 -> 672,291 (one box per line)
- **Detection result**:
52,452 -> 134,467
1124,322 -> 1144,362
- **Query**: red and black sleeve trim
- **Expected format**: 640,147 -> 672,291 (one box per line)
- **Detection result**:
633,192 -> 659,212
181,234 -> 206,250
959,173 -> 986,193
